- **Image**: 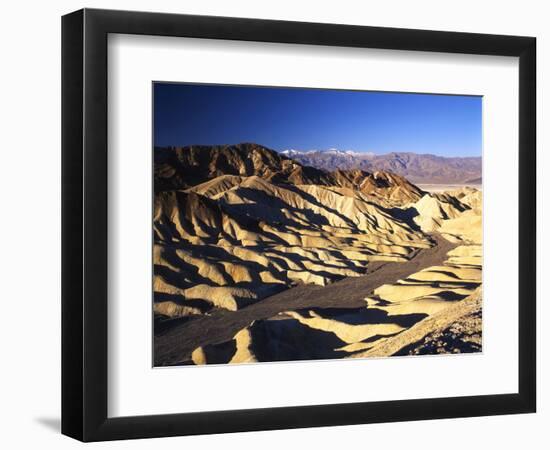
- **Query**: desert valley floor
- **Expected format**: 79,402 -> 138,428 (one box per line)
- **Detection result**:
153,143 -> 482,366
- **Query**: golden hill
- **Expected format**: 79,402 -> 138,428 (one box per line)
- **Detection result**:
153,175 -> 433,317
155,143 -> 425,206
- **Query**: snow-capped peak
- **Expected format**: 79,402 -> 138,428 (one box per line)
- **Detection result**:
282,148 -> 375,157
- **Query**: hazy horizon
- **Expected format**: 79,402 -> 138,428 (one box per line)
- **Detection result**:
154,83 -> 482,158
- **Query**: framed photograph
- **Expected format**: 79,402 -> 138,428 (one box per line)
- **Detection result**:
62,8 -> 536,441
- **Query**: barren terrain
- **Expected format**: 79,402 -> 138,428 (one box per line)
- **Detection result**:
153,143 -> 482,366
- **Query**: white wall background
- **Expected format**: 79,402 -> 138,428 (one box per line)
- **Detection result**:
0,0 -> 545,448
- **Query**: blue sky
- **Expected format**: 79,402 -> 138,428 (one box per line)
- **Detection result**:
154,83 -> 482,157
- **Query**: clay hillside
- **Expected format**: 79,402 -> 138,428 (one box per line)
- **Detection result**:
153,143 -> 482,365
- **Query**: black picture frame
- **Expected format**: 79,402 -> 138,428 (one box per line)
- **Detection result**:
62,8 -> 536,442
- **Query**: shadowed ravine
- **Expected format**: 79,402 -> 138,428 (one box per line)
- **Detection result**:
154,233 -> 457,366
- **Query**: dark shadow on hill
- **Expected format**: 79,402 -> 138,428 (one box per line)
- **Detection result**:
297,306 -> 428,328
387,206 -> 422,231
251,318 -> 349,362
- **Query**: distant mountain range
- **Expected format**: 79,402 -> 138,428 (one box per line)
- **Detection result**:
281,149 -> 482,185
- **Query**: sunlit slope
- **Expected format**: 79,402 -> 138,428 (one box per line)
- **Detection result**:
410,188 -> 482,242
